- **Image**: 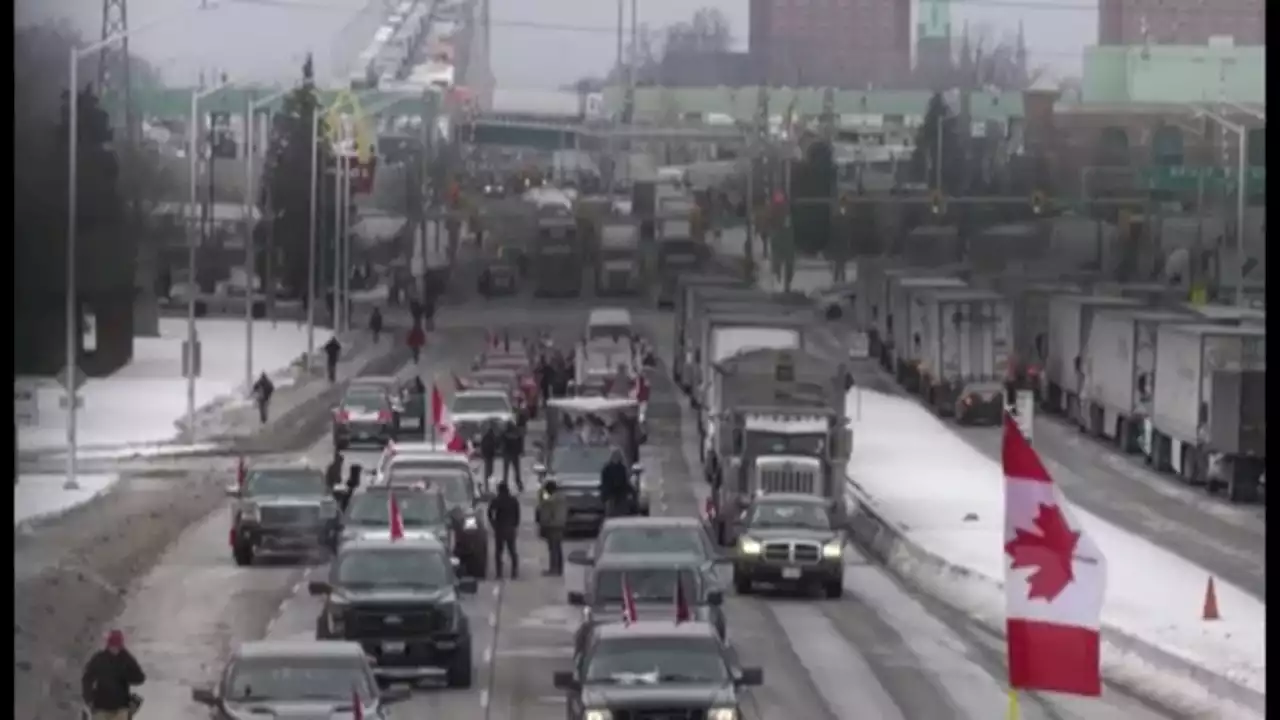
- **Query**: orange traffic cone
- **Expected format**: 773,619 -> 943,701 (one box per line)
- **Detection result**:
1202,577 -> 1220,621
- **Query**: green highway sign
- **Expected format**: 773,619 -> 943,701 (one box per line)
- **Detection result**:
1142,165 -> 1266,193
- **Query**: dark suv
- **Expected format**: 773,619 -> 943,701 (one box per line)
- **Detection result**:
333,385 -> 399,449
310,537 -> 477,688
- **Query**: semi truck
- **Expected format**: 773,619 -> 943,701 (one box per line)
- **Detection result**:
654,227 -> 707,308
671,275 -> 746,390
905,287 -> 1013,424
531,216 -> 583,297
1044,294 -> 1141,418
686,296 -> 810,408
887,275 -> 968,392
595,223 -> 643,296
706,347 -> 852,546
1078,308 -> 1199,450
1149,324 -> 1265,502
678,286 -> 777,397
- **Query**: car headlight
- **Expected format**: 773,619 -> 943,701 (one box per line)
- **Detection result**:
584,711 -> 612,720
462,516 -> 478,530
240,504 -> 261,522
738,538 -> 762,556
822,540 -> 844,559
708,709 -> 738,720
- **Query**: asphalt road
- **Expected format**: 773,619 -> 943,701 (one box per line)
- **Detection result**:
51,263 -> 1188,720
708,230 -> 1268,601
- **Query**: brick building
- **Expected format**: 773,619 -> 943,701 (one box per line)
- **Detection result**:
1098,0 -> 1265,46
748,0 -> 912,88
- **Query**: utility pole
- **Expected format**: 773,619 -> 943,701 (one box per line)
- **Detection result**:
819,86 -> 842,282
745,85 -> 768,282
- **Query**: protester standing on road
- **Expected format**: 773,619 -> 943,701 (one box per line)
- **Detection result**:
500,419 -> 524,492
407,323 -> 425,363
81,630 -> 145,720
252,372 -> 275,424
486,481 -> 521,579
323,336 -> 342,383
369,308 -> 384,344
536,355 -> 553,410
409,298 -> 424,327
599,448 -> 633,518
536,480 -> 567,576
478,421 -> 499,487
325,448 -> 344,489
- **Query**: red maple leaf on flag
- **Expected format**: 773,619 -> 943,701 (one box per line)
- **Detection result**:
1004,503 -> 1080,601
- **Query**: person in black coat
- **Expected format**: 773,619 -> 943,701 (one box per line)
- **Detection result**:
82,630 -> 145,718
323,336 -> 342,383
500,419 -> 524,492
599,448 -> 633,517
369,308 -> 384,344
478,422 -> 500,487
486,481 -> 521,579
252,372 -> 274,424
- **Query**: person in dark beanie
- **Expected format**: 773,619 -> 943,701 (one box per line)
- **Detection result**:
486,481 -> 521,579
81,629 -> 145,720
252,372 -> 274,424
369,307 -> 384,344
500,419 -> 524,492
323,336 -> 342,383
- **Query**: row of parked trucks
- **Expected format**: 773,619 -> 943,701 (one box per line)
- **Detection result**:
856,259 -> 1266,503
670,276 -> 855,545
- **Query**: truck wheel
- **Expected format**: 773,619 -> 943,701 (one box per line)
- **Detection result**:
734,574 -> 752,595
824,579 -> 844,599
447,640 -> 474,688
232,541 -> 254,567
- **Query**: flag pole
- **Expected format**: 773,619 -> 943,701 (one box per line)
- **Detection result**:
430,373 -> 438,445
1006,688 -> 1020,719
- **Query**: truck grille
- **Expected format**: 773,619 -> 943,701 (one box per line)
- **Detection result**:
616,710 -> 707,720
259,505 -> 321,527
758,467 -> 818,495
763,542 -> 821,564
347,606 -> 444,637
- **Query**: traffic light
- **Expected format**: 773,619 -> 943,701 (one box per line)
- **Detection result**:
1031,190 -> 1045,215
930,190 -> 945,216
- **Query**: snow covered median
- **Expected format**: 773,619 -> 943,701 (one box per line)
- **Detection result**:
844,388 -> 1265,716
17,318 -> 318,456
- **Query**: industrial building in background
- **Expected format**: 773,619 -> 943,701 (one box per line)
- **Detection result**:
748,0 -> 913,88
1098,0 -> 1266,46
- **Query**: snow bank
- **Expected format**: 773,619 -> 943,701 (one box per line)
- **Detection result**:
845,388 -> 1266,715
17,318 -> 314,453
15,473 -> 119,529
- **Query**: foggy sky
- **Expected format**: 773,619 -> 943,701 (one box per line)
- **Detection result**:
18,0 -> 1095,89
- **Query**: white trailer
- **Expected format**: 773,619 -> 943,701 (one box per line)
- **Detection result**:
862,264 -> 964,370
1183,303 -> 1267,327
1045,294 -> 1140,418
1150,324 -> 1266,501
910,287 -> 1013,423
1079,308 -> 1198,449
888,275 -> 968,391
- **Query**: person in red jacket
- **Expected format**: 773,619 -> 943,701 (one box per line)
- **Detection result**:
407,324 -> 426,363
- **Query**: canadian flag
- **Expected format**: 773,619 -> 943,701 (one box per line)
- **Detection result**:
1003,414 -> 1106,696
432,384 -> 468,454
632,374 -> 650,403
351,685 -> 363,720
388,490 -> 405,542
620,574 -> 639,626
673,575 -> 691,624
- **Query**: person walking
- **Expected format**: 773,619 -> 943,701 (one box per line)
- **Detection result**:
369,307 -> 384,344
407,324 -> 426,364
536,480 -> 567,576
486,481 -> 521,579
500,419 -> 524,492
599,448 -> 633,518
252,372 -> 275,424
81,630 -> 145,720
323,336 -> 342,383
478,421 -> 500,489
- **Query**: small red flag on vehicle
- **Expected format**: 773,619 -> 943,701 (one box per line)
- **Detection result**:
621,574 -> 639,626
351,686 -> 363,720
388,491 -> 405,541
431,384 -> 445,427
674,576 -> 692,624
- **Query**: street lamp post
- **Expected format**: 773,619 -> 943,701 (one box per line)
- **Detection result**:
307,106 -> 320,370
63,4 -> 216,490
1196,106 -> 1251,307
244,87 -> 292,389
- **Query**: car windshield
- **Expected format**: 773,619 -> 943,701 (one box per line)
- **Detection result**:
749,502 -> 831,530
551,445 -> 615,474
334,548 -> 450,588
743,431 -> 826,456
342,392 -> 387,413
384,466 -> 472,504
584,637 -> 728,684
587,324 -> 631,343
452,394 -> 511,415
594,568 -> 701,603
600,527 -> 707,559
245,469 -> 327,497
346,491 -> 445,526
225,657 -> 374,703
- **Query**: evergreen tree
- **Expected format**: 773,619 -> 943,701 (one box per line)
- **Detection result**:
911,92 -> 964,193
788,138 -> 836,257
262,54 -> 334,297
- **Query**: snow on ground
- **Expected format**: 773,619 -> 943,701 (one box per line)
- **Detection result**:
846,388 -> 1266,698
14,473 -> 119,528
17,318 -> 314,453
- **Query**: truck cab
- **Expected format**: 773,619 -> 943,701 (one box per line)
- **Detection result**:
532,215 -> 582,297
595,223 -> 643,295
705,348 -> 853,545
